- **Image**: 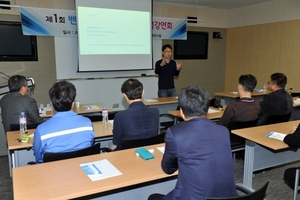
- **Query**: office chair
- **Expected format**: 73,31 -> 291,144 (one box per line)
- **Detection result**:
159,114 -> 176,133
291,92 -> 300,97
265,113 -> 291,125
227,119 -> 258,161
120,132 -> 166,150
43,143 -> 101,162
10,123 -> 40,131
284,167 -> 300,200
206,182 -> 269,200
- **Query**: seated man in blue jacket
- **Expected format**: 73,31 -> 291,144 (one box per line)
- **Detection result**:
148,85 -> 237,200
33,81 -> 94,163
111,78 -> 159,150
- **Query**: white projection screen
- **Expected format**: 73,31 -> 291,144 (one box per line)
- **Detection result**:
75,0 -> 153,72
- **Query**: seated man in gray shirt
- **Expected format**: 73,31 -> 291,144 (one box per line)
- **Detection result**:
0,75 -> 44,132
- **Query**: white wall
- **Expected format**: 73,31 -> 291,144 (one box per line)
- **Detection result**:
54,37 -> 161,110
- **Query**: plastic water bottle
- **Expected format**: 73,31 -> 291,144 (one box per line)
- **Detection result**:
263,82 -> 267,93
102,105 -> 108,125
19,112 -> 27,136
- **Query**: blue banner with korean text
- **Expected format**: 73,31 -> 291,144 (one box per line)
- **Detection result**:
152,17 -> 187,40
20,7 -> 77,36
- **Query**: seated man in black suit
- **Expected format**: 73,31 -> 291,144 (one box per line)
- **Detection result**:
257,72 -> 293,125
0,75 -> 44,132
110,78 -> 159,150
218,74 -> 260,127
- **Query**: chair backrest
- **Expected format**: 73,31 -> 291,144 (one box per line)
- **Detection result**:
10,123 -> 40,131
120,132 -> 165,150
291,92 -> 300,97
43,143 -> 101,163
205,182 -> 269,200
228,119 -> 258,146
265,113 -> 291,125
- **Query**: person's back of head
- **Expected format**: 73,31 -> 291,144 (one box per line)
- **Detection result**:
178,85 -> 210,118
49,81 -> 76,112
121,78 -> 143,100
8,75 -> 27,92
239,74 -> 257,92
270,72 -> 287,89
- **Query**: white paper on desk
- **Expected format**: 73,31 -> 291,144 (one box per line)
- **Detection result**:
80,159 -> 122,182
143,98 -> 158,102
157,147 -> 165,154
293,99 -> 300,104
266,131 -> 287,141
108,120 -> 114,125
208,108 -> 220,113
83,105 -> 100,110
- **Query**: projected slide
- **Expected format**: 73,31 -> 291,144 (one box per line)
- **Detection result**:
78,7 -> 150,55
76,0 -> 152,72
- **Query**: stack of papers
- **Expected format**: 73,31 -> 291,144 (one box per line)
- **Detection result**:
143,99 -> 158,102
80,159 -> 122,181
208,108 -> 220,113
266,131 -> 287,141
83,105 -> 100,110
294,98 -> 300,104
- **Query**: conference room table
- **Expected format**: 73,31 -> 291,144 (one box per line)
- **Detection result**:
168,106 -> 226,123
143,97 -> 178,114
40,102 -> 109,118
214,91 -> 270,105
13,143 -> 177,200
6,121 -> 113,170
231,120 -> 300,191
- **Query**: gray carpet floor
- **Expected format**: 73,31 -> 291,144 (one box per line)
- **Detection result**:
0,155 -> 299,200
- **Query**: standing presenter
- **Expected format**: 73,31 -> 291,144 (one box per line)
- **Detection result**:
155,44 -> 182,97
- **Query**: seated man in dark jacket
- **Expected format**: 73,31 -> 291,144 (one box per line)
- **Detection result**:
111,78 -> 159,150
148,85 -> 237,200
257,72 -> 293,125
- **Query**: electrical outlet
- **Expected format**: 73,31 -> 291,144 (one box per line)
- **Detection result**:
112,103 -> 119,108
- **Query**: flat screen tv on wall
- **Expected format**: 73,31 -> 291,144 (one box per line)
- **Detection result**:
174,31 -> 208,60
0,21 -> 38,61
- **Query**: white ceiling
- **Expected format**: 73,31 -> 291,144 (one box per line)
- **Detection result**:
154,0 -> 274,9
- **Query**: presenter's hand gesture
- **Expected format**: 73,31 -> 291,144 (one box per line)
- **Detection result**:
161,59 -> 168,66
176,61 -> 182,70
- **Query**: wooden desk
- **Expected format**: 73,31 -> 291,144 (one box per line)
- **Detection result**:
41,103 -> 108,118
231,120 -> 300,191
214,91 -> 270,98
168,106 -> 226,121
214,91 -> 269,105
7,122 -> 113,169
13,143 -> 176,200
143,97 -> 178,106
143,97 -> 178,116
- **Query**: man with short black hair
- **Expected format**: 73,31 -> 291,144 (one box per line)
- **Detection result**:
257,72 -> 293,125
155,44 -> 182,97
0,75 -> 44,132
148,85 -> 237,200
33,81 -> 94,163
111,78 -> 159,150
218,74 -> 260,127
